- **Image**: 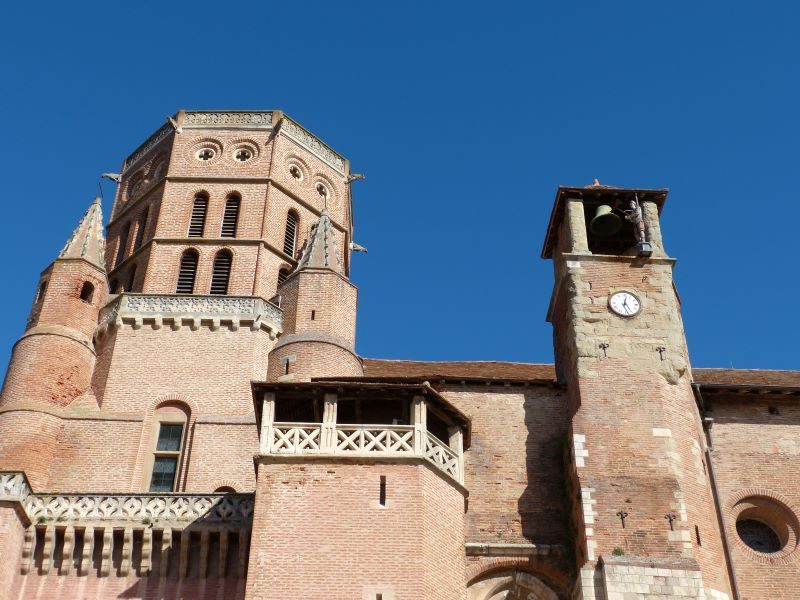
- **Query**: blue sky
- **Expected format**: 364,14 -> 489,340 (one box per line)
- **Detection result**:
0,2 -> 797,373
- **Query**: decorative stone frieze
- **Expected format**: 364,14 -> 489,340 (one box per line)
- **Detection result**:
97,294 -> 283,337
123,122 -> 173,172
182,111 -> 273,128
0,472 -> 32,502
280,117 -> 346,174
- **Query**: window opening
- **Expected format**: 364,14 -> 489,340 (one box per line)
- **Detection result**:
311,310 -> 316,320
221,196 -> 240,238
149,422 -> 185,492
35,281 -> 47,303
176,250 -> 199,294
196,148 -> 215,161
127,265 -> 137,293
379,476 -> 386,506
115,223 -> 131,268
133,207 -> 149,251
283,211 -> 298,257
79,281 -> 95,303
737,519 -> 781,553
210,250 -> 232,295
695,525 -> 701,546
234,149 -> 252,162
188,194 -> 208,237
289,165 -> 302,180
278,268 -> 290,286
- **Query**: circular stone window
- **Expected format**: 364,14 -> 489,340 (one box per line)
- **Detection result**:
737,519 -> 782,553
316,182 -> 329,198
289,165 -> 303,180
731,494 -> 800,561
196,147 -> 216,161
234,148 -> 253,162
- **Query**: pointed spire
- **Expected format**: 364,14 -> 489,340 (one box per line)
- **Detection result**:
295,209 -> 341,272
59,198 -> 106,270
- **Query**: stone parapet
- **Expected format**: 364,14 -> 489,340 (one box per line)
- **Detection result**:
97,293 -> 283,337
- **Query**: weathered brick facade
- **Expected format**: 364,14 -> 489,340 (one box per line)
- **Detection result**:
0,111 -> 797,599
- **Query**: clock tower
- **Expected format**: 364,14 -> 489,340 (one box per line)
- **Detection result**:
544,183 -> 733,599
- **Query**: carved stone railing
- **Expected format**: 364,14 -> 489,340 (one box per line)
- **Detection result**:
98,294 -> 283,337
25,493 -> 254,527
0,472 -> 32,502
262,423 -> 463,484
425,432 -> 460,481
280,117 -> 346,174
336,425 -> 415,453
182,110 -> 273,128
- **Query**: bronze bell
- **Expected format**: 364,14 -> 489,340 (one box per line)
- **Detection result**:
589,204 -> 622,236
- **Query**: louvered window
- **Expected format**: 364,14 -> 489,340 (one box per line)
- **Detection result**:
278,268 -> 290,286
133,207 -> 149,251
284,211 -> 298,257
115,223 -> 131,268
188,194 -> 208,237
210,250 -> 232,295
221,196 -> 240,238
176,250 -> 199,294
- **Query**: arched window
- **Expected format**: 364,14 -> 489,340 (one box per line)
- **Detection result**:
210,250 -> 232,295
188,193 -> 209,238
79,281 -> 95,303
221,195 -> 240,238
176,250 -> 199,294
148,403 -> 190,493
278,267 -> 290,286
115,222 -> 132,268
35,280 -> 47,303
283,211 -> 298,257
133,207 -> 149,251
127,265 -> 137,293
215,486 -> 236,493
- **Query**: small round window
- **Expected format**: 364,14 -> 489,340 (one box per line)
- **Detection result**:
289,165 -> 303,180
196,148 -> 216,161
234,148 -> 252,162
316,182 -> 329,198
737,519 -> 782,553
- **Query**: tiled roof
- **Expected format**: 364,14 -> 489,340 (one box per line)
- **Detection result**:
361,359 -> 800,388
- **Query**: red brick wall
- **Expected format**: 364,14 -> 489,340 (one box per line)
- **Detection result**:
246,459 -> 465,600
0,504 -> 26,594
709,393 -> 800,600
0,411 -> 62,489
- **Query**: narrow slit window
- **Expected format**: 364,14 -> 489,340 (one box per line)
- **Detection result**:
221,196 -> 240,238
379,476 -> 386,506
311,310 -> 316,321
115,223 -> 132,268
133,207 -> 150,251
176,250 -> 199,294
149,422 -> 185,493
695,525 -> 701,546
210,250 -> 232,295
283,211 -> 298,257
188,194 -> 209,237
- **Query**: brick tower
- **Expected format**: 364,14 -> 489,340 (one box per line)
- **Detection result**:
543,183 -> 731,599
0,198 -> 107,488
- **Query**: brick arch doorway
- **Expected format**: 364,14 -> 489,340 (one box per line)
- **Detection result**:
467,570 -> 560,600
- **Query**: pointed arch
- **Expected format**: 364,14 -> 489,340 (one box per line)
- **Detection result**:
176,249 -> 199,294
210,249 -> 233,295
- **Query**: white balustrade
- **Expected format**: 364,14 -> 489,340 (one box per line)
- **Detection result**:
263,423 -> 463,483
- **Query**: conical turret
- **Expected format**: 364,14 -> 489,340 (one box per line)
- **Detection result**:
295,209 -> 342,272
58,197 -> 106,269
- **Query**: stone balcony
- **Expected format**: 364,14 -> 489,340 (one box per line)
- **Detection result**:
97,293 -> 283,337
253,382 -> 471,486
0,472 -> 253,579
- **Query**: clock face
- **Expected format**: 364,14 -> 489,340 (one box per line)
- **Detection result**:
609,291 -> 641,317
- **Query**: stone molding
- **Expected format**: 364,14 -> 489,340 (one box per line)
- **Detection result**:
97,294 -> 283,337
182,111 -> 273,128
280,117 -> 346,174
464,543 -> 565,557
123,122 -> 173,173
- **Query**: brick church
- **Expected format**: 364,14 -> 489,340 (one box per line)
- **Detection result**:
0,110 -> 797,600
